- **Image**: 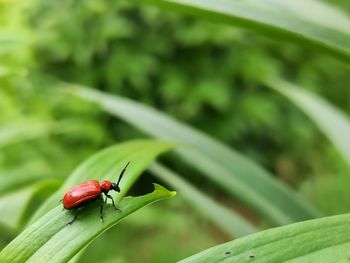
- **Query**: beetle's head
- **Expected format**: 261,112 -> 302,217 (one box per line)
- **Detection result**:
111,183 -> 120,192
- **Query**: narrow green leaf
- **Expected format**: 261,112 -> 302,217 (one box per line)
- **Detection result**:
0,162 -> 49,196
0,223 -> 17,247
0,180 -> 59,231
66,84 -> 322,225
146,0 -> 350,62
150,163 -> 257,237
0,184 -> 175,263
30,139 -> 175,223
0,120 -> 51,148
266,78 -> 350,167
179,213 -> 350,263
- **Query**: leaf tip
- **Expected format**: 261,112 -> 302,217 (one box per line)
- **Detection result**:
152,183 -> 176,198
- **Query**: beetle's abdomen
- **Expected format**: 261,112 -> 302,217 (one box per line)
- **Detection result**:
63,180 -> 101,209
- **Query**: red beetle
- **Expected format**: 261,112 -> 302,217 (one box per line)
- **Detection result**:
63,162 -> 129,224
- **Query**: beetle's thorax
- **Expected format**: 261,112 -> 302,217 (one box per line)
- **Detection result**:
99,180 -> 112,192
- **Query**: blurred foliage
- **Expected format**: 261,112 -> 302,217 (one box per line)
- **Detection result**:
5,0 -> 348,177
1,0 -> 350,261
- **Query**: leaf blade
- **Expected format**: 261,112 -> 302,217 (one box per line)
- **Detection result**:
0,180 -> 59,231
150,163 -> 257,237
178,213 -> 350,263
0,120 -> 51,149
147,0 -> 350,62
266,78 -> 350,167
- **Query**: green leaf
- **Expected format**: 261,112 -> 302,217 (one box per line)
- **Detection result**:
0,223 -> 17,248
0,184 -> 175,263
0,180 -> 60,231
0,120 -> 51,149
178,213 -> 350,263
0,162 -> 49,196
146,0 -> 350,62
66,84 -> 321,226
30,139 -> 175,223
150,163 -> 257,237
266,78 -> 350,167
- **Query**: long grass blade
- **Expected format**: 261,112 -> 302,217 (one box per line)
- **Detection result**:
266,78 -> 350,166
150,163 -> 257,237
146,0 -> 350,62
179,213 -> 350,263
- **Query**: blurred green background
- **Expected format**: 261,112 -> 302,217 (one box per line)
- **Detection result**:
1,0 -> 350,262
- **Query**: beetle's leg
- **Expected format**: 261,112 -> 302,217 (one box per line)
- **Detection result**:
99,204 -> 103,222
67,213 -> 78,226
105,194 -> 121,212
100,196 -> 107,222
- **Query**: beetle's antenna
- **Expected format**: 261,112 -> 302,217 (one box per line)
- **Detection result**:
116,161 -> 129,187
